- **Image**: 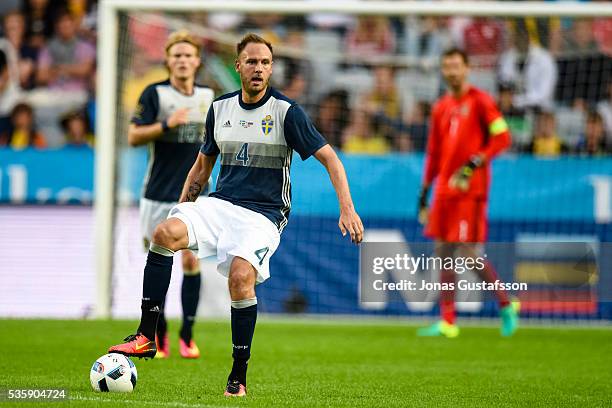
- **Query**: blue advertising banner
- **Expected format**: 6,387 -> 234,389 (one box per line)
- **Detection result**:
1,148 -> 610,223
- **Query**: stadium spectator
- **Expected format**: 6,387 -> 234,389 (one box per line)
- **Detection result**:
0,47 -> 21,136
527,110 -> 568,156
556,18 -> 610,106
2,11 -> 39,90
275,32 -> 312,106
35,10 -> 95,91
507,16 -> 562,54
342,109 -> 390,155
68,0 -> 98,44
403,16 -> 448,64
0,102 -> 47,149
462,17 -> 503,67
314,89 -> 349,149
29,9 -> 94,145
364,65 -> 401,120
128,12 -> 168,62
402,100 -> 430,152
597,81 -> 612,143
574,110 -> 609,156
497,82 -> 530,149
22,0 -> 61,49
498,36 -> 558,111
345,16 -> 396,58
562,18 -> 599,54
363,65 -> 403,141
593,16 -> 612,56
61,109 -> 93,147
241,14 -> 286,46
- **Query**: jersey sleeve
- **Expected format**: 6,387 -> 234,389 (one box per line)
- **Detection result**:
423,104 -> 442,185
200,104 -> 219,156
478,92 -> 511,161
131,85 -> 159,126
284,104 -> 328,160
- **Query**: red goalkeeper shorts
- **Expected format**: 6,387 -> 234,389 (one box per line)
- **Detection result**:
424,197 -> 488,243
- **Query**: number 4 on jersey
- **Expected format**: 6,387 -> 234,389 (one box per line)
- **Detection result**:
254,247 -> 269,266
236,143 -> 249,166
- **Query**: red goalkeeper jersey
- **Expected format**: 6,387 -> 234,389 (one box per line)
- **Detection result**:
424,86 -> 511,200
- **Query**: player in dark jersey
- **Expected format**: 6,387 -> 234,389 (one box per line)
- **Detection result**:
417,48 -> 518,338
109,33 -> 364,397
128,31 -> 214,359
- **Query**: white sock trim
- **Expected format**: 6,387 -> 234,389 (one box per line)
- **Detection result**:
231,297 -> 257,309
150,243 -> 175,257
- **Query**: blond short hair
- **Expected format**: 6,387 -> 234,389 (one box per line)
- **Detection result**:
165,30 -> 201,56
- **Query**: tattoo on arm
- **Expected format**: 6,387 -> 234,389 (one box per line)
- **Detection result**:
186,181 -> 202,202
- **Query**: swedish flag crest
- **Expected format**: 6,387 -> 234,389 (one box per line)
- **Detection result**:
261,114 -> 274,135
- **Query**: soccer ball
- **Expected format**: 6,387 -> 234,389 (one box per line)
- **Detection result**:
90,353 -> 137,392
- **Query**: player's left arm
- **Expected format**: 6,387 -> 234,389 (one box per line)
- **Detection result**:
450,93 -> 511,191
284,104 -> 363,244
476,92 -> 512,163
314,145 -> 364,244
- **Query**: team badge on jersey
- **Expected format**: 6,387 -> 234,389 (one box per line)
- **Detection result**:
261,115 -> 274,135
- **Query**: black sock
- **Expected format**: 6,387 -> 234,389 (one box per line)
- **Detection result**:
137,250 -> 173,340
229,304 -> 257,386
156,309 -> 167,342
180,273 -> 201,343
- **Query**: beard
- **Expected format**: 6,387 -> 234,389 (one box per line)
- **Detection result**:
242,74 -> 269,96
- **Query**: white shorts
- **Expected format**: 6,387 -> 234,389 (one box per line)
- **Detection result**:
168,197 -> 281,283
139,197 -> 176,250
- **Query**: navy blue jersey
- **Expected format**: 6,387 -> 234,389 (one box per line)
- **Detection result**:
132,79 -> 214,202
201,87 -> 327,232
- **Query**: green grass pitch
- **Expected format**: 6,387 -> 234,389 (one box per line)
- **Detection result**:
0,318 -> 610,407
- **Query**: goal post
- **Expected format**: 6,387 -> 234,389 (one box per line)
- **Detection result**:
95,0 -> 612,319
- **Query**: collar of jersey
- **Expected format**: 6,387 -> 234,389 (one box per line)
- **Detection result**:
239,86 -> 272,110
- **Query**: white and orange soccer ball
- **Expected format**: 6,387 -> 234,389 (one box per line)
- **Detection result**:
90,353 -> 137,392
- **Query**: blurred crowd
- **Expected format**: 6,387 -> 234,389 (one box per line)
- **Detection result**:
0,0 -> 96,149
1,0 -> 611,156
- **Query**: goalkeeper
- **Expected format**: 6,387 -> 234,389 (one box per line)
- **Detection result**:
417,48 -> 518,338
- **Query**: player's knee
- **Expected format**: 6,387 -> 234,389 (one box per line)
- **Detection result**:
181,250 -> 199,274
228,263 -> 256,296
152,220 -> 186,251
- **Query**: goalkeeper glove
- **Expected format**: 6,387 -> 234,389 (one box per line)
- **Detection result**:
417,185 -> 430,225
449,155 -> 483,192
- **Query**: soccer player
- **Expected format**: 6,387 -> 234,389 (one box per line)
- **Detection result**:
128,31 -> 214,358
417,48 -> 519,338
108,33 -> 364,396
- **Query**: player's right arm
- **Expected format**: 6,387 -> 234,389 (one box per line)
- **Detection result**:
128,108 -> 190,146
418,103 -> 441,224
127,83 -> 190,146
179,152 -> 217,202
179,104 -> 219,203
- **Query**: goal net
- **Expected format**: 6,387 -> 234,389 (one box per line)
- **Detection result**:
97,1 -> 612,322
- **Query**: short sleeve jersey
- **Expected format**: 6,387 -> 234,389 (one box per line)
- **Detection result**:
132,80 -> 214,202
200,87 -> 328,232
